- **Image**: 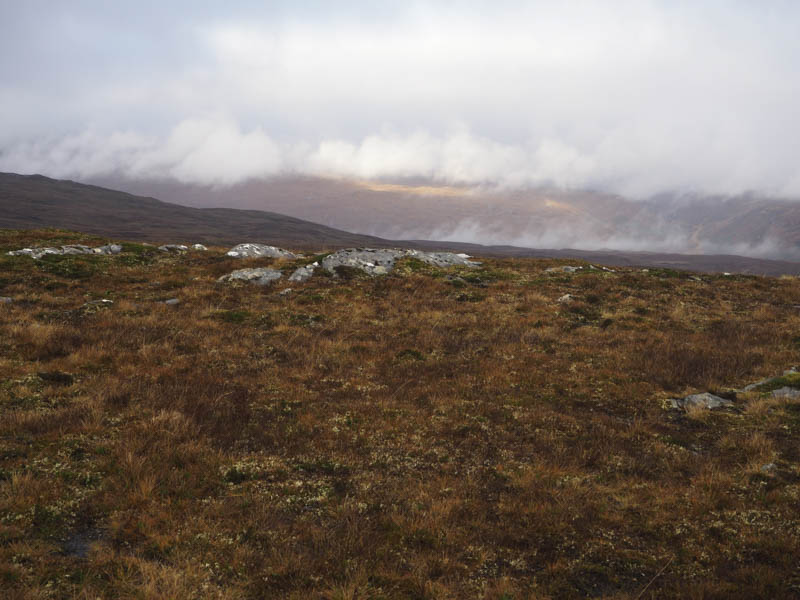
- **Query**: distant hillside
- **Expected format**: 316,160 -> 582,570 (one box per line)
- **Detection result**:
0,172 -> 386,249
94,174 -> 800,261
4,172 -> 800,275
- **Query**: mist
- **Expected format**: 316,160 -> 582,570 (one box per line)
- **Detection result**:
2,1 -> 800,199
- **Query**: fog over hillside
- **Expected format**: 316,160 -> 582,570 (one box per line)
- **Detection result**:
2,1 -> 800,255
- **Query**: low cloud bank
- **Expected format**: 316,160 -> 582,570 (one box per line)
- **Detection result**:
3,118 -> 800,200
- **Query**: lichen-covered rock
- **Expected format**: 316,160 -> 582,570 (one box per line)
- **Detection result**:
94,244 -> 122,255
217,268 -> 283,286
158,244 -> 189,253
226,244 -> 297,259
322,248 -> 479,276
289,263 -> 316,282
668,392 -> 733,410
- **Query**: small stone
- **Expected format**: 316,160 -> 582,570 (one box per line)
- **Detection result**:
669,392 -> 733,410
164,298 -> 180,305
191,244 -> 208,251
279,288 -> 293,296
158,244 -> 189,253
557,294 -> 574,303
760,463 -> 777,474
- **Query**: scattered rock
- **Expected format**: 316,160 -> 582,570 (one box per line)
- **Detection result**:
191,244 -> 208,251
760,463 -> 778,475
226,243 -> 298,259
164,298 -> 180,305
8,243 -> 121,259
557,294 -> 574,304
668,392 -> 734,410
279,288 -> 293,296
289,263 -> 317,282
158,244 -> 189,253
217,268 -> 283,286
321,248 -> 479,276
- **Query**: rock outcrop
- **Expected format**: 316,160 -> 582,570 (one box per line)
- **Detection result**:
159,244 -> 189,253
217,268 -> 283,286
8,244 -> 122,259
226,244 -> 298,259
321,248 -> 479,276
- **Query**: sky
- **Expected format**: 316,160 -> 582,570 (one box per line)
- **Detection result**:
1,0 -> 799,198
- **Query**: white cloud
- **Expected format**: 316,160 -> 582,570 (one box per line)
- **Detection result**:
1,2 -> 800,197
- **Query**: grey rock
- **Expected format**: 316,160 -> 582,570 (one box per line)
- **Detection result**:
669,392 -> 733,410
8,243 -> 121,259
158,244 -> 189,253
760,462 -> 778,474
93,244 -> 122,255
279,288 -> 293,296
226,243 -> 297,259
770,386 -> 800,400
546,265 -> 582,273
557,294 -> 574,304
322,248 -> 479,276
164,298 -> 180,305
288,263 -> 316,282
0,297 -> 12,304
217,267 -> 283,286
191,244 -> 208,251
405,250 -> 480,268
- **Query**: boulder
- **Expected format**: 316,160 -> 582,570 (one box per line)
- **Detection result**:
405,250 -> 480,268
669,392 -> 733,410
217,267 -> 283,286
226,243 -> 297,259
93,244 -> 122,255
288,263 -> 317,282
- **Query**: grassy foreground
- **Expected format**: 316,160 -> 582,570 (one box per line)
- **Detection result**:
1,229 -> 800,599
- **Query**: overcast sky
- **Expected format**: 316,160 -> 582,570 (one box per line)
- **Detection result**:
1,1 -> 799,197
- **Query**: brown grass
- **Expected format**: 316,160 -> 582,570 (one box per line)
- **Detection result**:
1,229 -> 800,598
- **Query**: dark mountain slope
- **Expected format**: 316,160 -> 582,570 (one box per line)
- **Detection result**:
0,172 -> 386,248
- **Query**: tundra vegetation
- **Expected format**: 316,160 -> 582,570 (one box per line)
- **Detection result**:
1,228 -> 800,599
